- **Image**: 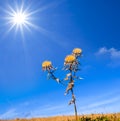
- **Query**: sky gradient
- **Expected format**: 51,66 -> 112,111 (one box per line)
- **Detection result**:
0,0 -> 120,119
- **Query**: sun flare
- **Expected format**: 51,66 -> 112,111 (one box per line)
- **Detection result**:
4,2 -> 39,37
13,12 -> 26,25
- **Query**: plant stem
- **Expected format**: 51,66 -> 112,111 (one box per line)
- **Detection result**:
71,89 -> 78,121
70,69 -> 78,121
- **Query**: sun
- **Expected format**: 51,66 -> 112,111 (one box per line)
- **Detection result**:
4,2 -> 39,37
13,12 -> 26,25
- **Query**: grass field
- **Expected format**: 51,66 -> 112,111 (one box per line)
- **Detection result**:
1,113 -> 120,121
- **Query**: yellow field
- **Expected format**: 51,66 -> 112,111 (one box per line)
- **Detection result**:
1,113 -> 120,121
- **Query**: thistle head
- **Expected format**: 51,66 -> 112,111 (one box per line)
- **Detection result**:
72,48 -> 82,57
64,55 -> 76,65
42,61 -> 52,71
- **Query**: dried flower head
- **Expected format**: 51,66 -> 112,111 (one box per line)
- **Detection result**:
73,48 -> 82,56
64,55 -> 76,65
42,61 -> 52,70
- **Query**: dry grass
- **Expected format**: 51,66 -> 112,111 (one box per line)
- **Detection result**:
1,113 -> 120,121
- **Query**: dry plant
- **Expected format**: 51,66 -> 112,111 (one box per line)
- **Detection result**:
2,113 -> 120,121
42,48 -> 83,121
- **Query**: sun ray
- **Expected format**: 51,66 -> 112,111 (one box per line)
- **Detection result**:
24,21 -> 39,30
20,1 -> 24,13
3,1 -> 40,36
20,24 -> 24,38
8,5 -> 16,15
8,23 -> 16,32
23,23 -> 31,32
3,0 -> 60,40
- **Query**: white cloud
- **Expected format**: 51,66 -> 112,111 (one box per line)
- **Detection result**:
84,97 -> 120,109
96,47 -> 108,55
27,103 -> 72,118
77,97 -> 120,115
95,47 -> 120,67
96,47 -> 120,59
0,108 -> 17,119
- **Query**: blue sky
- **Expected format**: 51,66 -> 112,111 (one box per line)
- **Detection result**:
0,0 -> 120,119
